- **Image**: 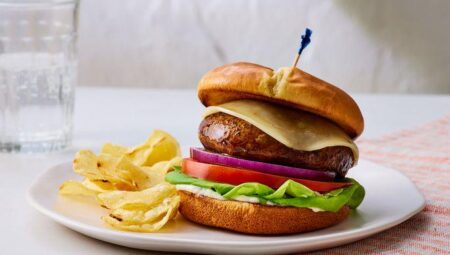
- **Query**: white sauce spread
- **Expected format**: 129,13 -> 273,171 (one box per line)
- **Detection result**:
233,195 -> 260,204
176,184 -> 224,200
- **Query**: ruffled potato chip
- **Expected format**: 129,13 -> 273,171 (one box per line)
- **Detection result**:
82,179 -> 116,193
102,195 -> 180,232
143,157 -> 182,187
73,151 -> 150,191
59,180 -> 98,197
59,130 -> 181,232
99,184 -> 180,232
101,130 -> 181,167
113,156 -> 150,190
97,183 -> 177,209
101,143 -> 128,158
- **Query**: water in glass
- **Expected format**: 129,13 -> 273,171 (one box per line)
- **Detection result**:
0,0 -> 78,153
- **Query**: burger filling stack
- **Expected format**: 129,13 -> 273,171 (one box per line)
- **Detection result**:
166,62 -> 366,234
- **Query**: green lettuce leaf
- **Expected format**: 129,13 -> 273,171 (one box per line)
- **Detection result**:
264,180 -> 315,200
270,180 -> 364,212
165,167 -> 234,194
165,169 -> 365,212
223,182 -> 274,199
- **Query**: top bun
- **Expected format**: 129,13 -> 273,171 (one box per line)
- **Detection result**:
198,62 -> 364,138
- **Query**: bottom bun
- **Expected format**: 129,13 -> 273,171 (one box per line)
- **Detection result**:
178,190 -> 350,235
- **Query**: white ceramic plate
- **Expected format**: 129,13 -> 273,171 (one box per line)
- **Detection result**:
28,160 -> 424,254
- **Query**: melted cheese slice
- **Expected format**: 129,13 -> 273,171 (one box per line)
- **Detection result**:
203,100 -> 358,162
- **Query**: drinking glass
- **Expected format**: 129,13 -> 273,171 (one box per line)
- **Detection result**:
0,0 -> 78,153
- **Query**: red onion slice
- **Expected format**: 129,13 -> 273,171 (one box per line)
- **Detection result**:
190,147 -> 336,181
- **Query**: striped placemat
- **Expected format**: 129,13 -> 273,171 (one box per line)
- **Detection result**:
313,116 -> 450,254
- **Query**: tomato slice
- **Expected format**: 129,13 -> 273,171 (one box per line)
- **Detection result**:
182,158 -> 351,192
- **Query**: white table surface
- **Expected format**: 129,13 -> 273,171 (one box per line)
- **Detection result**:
1,87 -> 449,255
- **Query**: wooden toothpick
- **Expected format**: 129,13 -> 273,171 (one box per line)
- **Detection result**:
291,28 -> 312,70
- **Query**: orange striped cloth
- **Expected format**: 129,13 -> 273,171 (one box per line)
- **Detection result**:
314,116 -> 450,254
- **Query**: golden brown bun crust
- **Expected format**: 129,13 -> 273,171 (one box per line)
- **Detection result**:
198,62 -> 364,138
178,191 -> 350,235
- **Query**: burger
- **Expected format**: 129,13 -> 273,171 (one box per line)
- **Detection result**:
165,62 -> 365,234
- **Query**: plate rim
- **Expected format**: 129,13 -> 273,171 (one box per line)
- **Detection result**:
27,160 -> 425,247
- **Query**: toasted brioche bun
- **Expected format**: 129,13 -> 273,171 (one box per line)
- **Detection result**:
198,62 -> 364,138
178,191 -> 350,235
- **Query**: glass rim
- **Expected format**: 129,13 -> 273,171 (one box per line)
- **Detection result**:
0,0 -> 78,7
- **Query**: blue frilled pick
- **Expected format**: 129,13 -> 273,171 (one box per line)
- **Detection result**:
298,28 -> 312,55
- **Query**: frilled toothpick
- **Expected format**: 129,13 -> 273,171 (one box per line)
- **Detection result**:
291,28 -> 313,69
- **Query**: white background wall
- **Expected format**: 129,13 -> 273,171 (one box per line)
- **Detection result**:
78,0 -> 450,93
